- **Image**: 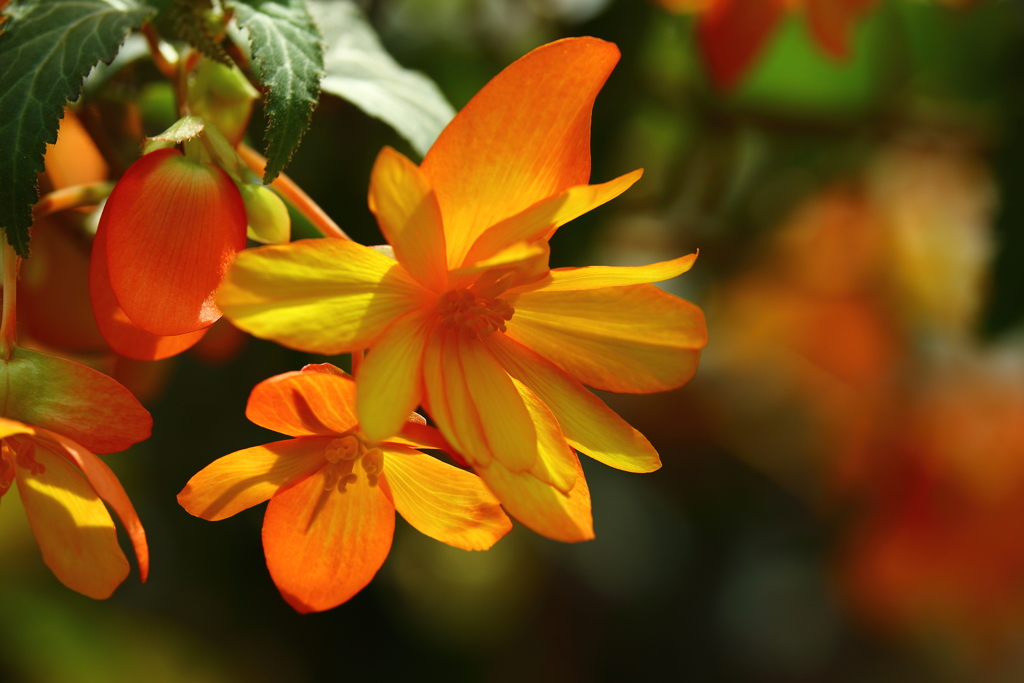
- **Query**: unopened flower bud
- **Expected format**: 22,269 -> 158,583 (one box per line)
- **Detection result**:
240,184 -> 291,244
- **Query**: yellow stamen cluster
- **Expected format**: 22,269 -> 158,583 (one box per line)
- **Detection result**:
322,435 -> 383,493
437,289 -> 514,339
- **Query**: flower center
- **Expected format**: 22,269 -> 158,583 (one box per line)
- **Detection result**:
0,437 -> 45,498
436,289 -> 514,339
322,435 -> 383,493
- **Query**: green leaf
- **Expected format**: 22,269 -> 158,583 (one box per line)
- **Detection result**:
228,0 -> 323,183
0,0 -> 155,257
308,0 -> 454,157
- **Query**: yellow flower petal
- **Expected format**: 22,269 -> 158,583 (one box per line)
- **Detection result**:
518,253 -> 698,293
368,147 -> 449,292
512,378 -> 577,494
16,445 -> 129,599
423,327 -> 491,467
381,444 -> 512,550
476,449 -> 594,543
177,437 -> 331,521
462,170 -> 643,267
217,239 -> 428,355
506,283 -> 707,393
357,307 -> 433,444
486,334 -> 661,473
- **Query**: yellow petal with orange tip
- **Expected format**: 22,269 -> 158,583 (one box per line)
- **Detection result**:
0,417 -> 34,439
177,437 -> 332,521
246,369 -> 359,437
15,442 -> 129,599
263,462 -> 395,613
476,448 -> 593,543
35,428 -> 150,582
421,37 -> 621,268
381,444 -> 512,550
506,283 -> 707,393
486,334 -> 661,473
513,378 -> 577,494
218,238 -> 429,355
517,253 -> 698,293
462,170 -> 643,267
368,147 -> 448,292
356,306 -> 433,444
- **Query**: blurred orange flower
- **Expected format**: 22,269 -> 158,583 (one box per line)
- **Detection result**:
217,37 -> 707,542
178,363 -> 512,613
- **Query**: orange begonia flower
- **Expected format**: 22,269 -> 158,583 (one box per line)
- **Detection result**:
0,348 -> 151,599
216,37 -> 707,542
89,147 -> 247,355
178,363 -> 512,613
660,0 -> 877,89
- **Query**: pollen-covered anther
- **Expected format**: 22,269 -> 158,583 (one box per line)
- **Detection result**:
436,289 -> 515,339
361,448 -> 384,488
323,436 -> 381,492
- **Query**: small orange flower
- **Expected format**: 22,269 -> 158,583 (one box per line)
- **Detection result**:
178,363 -> 512,613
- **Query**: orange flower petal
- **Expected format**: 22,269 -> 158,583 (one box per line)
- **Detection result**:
367,147 -> 448,292
263,465 -> 395,613
357,306 -> 433,444
421,37 -> 620,268
218,239 -> 428,355
15,442 -> 129,599
178,437 -> 331,521
44,109 -> 108,190
0,417 -> 35,439
104,148 -> 247,336
462,170 -> 643,267
513,378 -> 577,494
476,448 -> 593,543
381,444 -> 511,550
697,0 -> 786,90
487,334 -> 661,473
246,370 -> 359,437
36,428 -> 150,582
423,328 -> 537,472
4,347 -> 151,454
90,222 -> 208,360
518,253 -> 697,293
805,0 -> 876,59
506,283 -> 707,393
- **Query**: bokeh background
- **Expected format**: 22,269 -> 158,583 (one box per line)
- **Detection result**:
6,0 -> 1024,680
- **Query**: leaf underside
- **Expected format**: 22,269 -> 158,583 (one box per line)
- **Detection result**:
0,0 -> 154,256
229,0 -> 323,184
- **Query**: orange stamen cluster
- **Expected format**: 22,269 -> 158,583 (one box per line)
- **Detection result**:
322,435 -> 383,492
437,289 -> 515,339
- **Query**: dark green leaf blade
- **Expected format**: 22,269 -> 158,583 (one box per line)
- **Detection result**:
229,0 -> 323,184
0,0 -> 154,256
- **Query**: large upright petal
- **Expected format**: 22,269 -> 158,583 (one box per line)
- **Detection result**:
697,0 -> 786,90
423,328 -> 537,472
218,239 -> 429,355
382,444 -> 511,550
367,147 -> 448,292
263,465 -> 395,613
90,224 -> 208,360
15,444 -> 129,599
487,334 -> 661,473
421,37 -> 620,267
462,170 -> 643,266
178,437 -> 330,521
506,283 -> 707,393
2,347 -> 151,454
104,148 -> 247,336
356,307 -> 433,444
246,371 -> 359,437
476,448 -> 593,543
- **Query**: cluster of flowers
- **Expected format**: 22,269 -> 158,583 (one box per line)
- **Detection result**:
7,37 -> 707,612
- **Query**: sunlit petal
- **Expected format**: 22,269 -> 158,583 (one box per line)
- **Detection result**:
513,378 -> 577,494
263,465 -> 394,613
486,334 -> 661,473
368,146 -> 448,292
517,253 -> 697,293
421,37 -> 621,267
16,445 -> 129,599
246,369 -> 359,437
178,437 -> 331,521
382,444 -> 511,550
218,239 -> 429,355
506,283 -> 707,393
104,148 -> 247,335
